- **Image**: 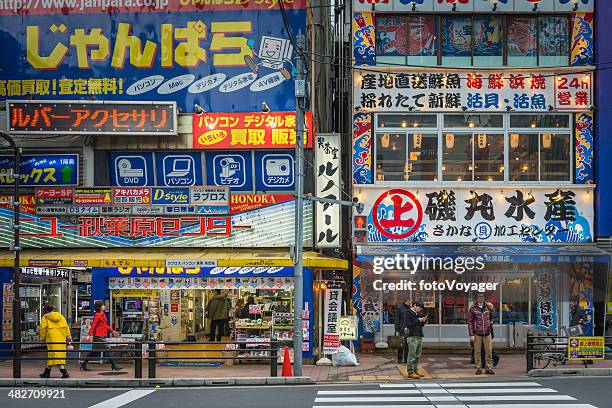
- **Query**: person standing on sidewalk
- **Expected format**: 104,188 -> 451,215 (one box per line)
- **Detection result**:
207,290 -> 229,341
39,303 -> 71,378
395,298 -> 412,363
405,299 -> 427,379
468,293 -> 495,375
80,301 -> 122,371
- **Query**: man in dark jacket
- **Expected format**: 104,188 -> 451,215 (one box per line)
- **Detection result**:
404,299 -> 427,379
468,293 -> 495,375
570,299 -> 588,331
395,299 -> 412,363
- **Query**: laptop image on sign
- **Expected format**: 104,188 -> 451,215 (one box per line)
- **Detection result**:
167,158 -> 192,177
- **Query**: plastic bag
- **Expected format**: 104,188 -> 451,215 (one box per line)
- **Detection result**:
332,345 -> 358,367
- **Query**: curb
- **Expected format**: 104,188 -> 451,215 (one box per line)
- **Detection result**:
529,368 -> 612,377
0,377 -> 315,388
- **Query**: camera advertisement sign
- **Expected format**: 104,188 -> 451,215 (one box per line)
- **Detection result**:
0,6 -> 306,112
192,112 -> 313,149
354,69 -> 593,112
356,186 -> 594,244
255,152 -> 295,191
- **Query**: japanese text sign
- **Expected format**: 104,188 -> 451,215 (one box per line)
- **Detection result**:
355,70 -> 593,112
7,101 -> 176,135
193,112 -> 313,149
338,316 -> 358,340
360,186 -> 594,243
315,134 -> 341,247
568,336 -> 605,360
254,151 -> 295,191
112,188 -> 152,205
0,8 -> 306,112
0,154 -> 78,186
190,186 -> 229,207
35,187 -> 74,205
323,333 -> 341,355
324,288 -> 343,337
74,188 -> 112,205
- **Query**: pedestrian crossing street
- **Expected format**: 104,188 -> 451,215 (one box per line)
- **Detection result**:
312,381 -> 598,408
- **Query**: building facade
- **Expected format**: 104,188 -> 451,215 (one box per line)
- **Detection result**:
350,0 -> 610,346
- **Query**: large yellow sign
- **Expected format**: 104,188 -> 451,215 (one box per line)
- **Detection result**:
568,336 -> 605,360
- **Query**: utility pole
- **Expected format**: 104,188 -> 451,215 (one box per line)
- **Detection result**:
293,34 -> 307,377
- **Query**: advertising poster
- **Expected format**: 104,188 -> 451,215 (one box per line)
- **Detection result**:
0,1 -> 307,112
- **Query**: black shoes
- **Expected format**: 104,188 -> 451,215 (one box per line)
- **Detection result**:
39,368 -> 51,378
60,368 -> 70,378
80,363 -> 91,371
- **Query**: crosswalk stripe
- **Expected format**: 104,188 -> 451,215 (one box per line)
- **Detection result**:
464,404 -> 597,408
314,397 -> 429,403
458,395 -> 576,401
313,406 -> 434,408
87,390 -> 156,408
438,382 -> 542,387
450,388 -> 557,394
317,390 -> 422,395
379,383 -> 417,388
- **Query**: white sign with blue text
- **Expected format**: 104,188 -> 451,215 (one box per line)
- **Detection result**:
108,152 -> 154,187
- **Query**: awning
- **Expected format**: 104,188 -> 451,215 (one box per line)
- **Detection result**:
356,244 -> 611,263
0,248 -> 348,270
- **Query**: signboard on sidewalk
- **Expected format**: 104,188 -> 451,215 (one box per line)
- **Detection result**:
323,333 -> 341,355
338,316 -> 358,340
323,288 -> 343,354
568,336 -> 605,360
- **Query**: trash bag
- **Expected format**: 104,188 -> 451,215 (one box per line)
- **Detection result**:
332,345 -> 359,367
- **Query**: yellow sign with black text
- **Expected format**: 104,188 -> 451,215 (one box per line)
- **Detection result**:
338,316 -> 358,340
568,336 -> 605,360
111,289 -> 157,298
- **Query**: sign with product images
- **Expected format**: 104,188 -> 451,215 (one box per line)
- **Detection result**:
255,151 -> 295,190
0,154 -> 79,186
206,152 -> 252,191
0,7 -> 307,112
35,188 -> 74,205
360,186 -> 594,243
108,152 -> 154,187
353,0 -> 594,13
315,133 -> 341,248
338,316 -> 358,340
155,152 -> 203,187
192,112 -> 314,149
323,333 -> 341,355
112,188 -> 151,205
354,69 -> 593,112
7,101 -> 176,135
568,336 -> 605,360
73,188 -> 112,205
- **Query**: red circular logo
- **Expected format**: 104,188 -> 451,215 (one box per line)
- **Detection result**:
372,189 -> 423,240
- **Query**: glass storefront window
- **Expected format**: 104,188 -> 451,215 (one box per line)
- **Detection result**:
444,114 -> 503,128
378,114 -> 437,128
510,133 -> 538,181
539,16 -> 569,67
442,291 -> 469,324
507,16 -> 538,67
501,278 -> 530,323
442,16 -> 472,67
443,133 -> 472,181
473,16 -> 503,67
407,133 -> 438,181
474,134 -> 504,181
540,133 -> 571,181
376,133 -> 406,181
510,114 -> 570,128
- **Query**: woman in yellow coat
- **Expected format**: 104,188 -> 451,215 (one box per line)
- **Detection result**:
39,303 -> 72,378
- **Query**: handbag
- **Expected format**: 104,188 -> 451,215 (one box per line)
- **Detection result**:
388,335 -> 405,350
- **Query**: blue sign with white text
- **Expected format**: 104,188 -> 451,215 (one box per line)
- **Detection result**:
206,151 -> 252,191
108,152 -> 154,187
151,187 -> 191,205
155,152 -> 203,186
255,151 -> 295,191
0,154 -> 79,186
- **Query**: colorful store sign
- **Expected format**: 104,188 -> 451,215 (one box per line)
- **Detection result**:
315,133 -> 341,247
73,188 -> 112,205
21,267 -> 71,279
323,333 -> 341,355
112,188 -> 152,205
107,266 -> 293,277
108,152 -> 155,187
151,187 -> 191,206
193,112 -> 313,149
35,187 -> 74,205
354,0 -> 594,13
0,7 -> 306,112
568,336 -> 605,360
358,186 -> 594,243
155,152 -> 203,187
230,193 -> 293,214
354,70 -> 593,112
108,276 -> 295,290
7,101 -> 176,135
0,154 -> 78,186
111,289 -> 158,298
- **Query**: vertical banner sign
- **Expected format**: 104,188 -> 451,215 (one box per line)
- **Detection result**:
315,134 -> 341,248
535,270 -> 557,331
323,288 -> 343,354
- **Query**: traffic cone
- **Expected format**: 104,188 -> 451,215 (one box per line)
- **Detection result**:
281,346 -> 292,377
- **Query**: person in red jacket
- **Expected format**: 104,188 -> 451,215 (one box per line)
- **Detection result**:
468,293 -> 495,375
80,301 -> 121,371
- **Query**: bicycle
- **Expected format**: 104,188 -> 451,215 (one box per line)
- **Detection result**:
531,329 -> 568,369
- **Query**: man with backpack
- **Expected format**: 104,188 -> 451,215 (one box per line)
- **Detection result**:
468,293 -> 495,375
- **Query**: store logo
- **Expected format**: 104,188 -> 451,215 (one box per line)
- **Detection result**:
372,189 -> 423,240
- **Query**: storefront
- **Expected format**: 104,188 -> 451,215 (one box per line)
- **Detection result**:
350,0 -> 606,346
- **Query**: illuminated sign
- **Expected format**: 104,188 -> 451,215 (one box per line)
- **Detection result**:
193,112 -> 314,149
0,154 -> 78,186
8,101 -> 177,135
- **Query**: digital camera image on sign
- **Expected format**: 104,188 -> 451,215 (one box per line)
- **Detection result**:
264,156 -> 293,187
116,156 -> 147,185
215,156 -> 244,186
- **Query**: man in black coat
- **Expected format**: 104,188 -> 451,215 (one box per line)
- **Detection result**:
404,300 -> 427,379
395,298 -> 412,363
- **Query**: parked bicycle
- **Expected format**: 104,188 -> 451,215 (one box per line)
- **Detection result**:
530,326 -> 589,369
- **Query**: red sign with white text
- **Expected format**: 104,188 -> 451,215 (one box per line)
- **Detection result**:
230,193 -> 294,214
112,188 -> 152,205
35,188 -> 74,205
193,112 -> 314,149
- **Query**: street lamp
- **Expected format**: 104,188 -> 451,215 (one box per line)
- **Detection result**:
0,131 -> 21,378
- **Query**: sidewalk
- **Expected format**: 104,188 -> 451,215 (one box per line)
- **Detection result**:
1,351 -> 610,383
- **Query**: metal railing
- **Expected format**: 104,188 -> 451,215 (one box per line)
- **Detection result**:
526,332 -> 611,373
0,340 -> 280,378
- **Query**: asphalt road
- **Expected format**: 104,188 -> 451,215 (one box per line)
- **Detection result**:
0,378 -> 609,408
